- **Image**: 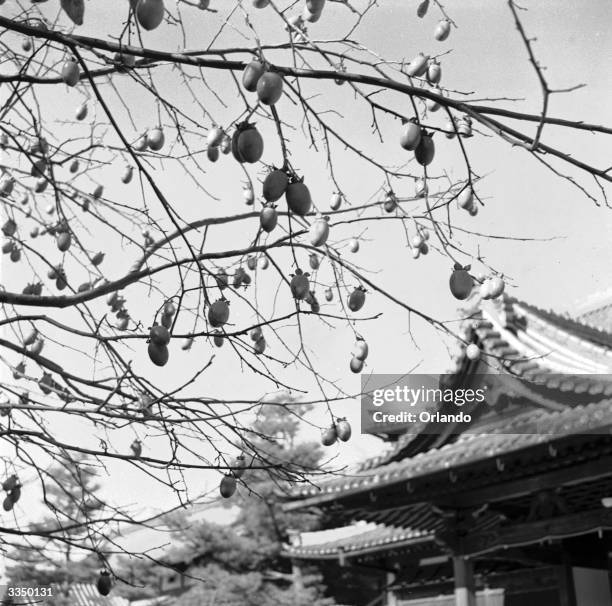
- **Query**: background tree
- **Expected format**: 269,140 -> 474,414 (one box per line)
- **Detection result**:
0,0 -> 609,590
4,455 -> 103,584
117,403 -> 333,605
114,556 -> 163,601
234,401 -> 329,538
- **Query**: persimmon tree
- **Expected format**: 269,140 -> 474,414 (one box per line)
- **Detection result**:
0,0 -> 609,590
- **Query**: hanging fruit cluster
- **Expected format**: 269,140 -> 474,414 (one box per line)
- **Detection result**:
207,126 -> 231,163
286,178 -> 313,216
147,301 -> 176,366
457,186 -> 479,217
449,264 -> 506,302
449,264 -> 474,301
290,269 -> 310,300
350,337 -> 369,374
107,291 -> 130,331
130,439 -> 143,458
231,122 -> 264,164
410,225 -> 430,259
242,59 -> 284,106
263,169 -> 289,203
208,298 -> 230,328
321,418 -> 352,446
303,0 -> 326,22
260,204 -> 278,232
2,474 -> 21,512
347,287 -> 366,312
134,0 -> 165,31
96,570 -> 112,596
219,454 -> 247,499
61,58 -> 80,87
309,216 -> 330,247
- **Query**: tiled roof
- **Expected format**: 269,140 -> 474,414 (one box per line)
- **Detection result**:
351,294 -> 612,471
1,584 -> 129,606
487,297 -> 612,370
283,522 -> 433,559
452,295 -> 612,378
286,398 -> 612,501
283,502 -> 505,560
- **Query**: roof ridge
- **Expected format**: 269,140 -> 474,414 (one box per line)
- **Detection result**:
510,296 -> 612,346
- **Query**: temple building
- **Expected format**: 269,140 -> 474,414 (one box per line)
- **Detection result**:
282,295 -> 612,606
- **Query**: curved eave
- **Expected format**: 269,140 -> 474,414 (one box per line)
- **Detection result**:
284,398 -> 612,508
452,296 -> 612,379
283,525 -> 434,560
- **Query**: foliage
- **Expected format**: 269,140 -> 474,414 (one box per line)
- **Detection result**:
173,563 -> 333,606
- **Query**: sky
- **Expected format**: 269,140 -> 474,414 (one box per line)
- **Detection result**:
0,0 -> 611,571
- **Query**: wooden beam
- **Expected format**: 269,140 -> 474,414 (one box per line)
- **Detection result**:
462,508 -> 612,557
439,454 -> 612,508
325,453 -> 612,521
495,542 -> 609,570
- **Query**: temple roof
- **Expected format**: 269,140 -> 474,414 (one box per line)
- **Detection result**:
283,293 -> 612,561
455,295 -> 612,376
283,522 -> 433,559
286,398 -> 612,502
353,294 -> 612,470
286,296 -> 612,504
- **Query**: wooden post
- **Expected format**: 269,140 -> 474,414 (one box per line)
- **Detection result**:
557,564 -> 577,606
607,551 -> 612,600
386,571 -> 398,606
292,559 -> 304,597
453,556 -> 476,606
